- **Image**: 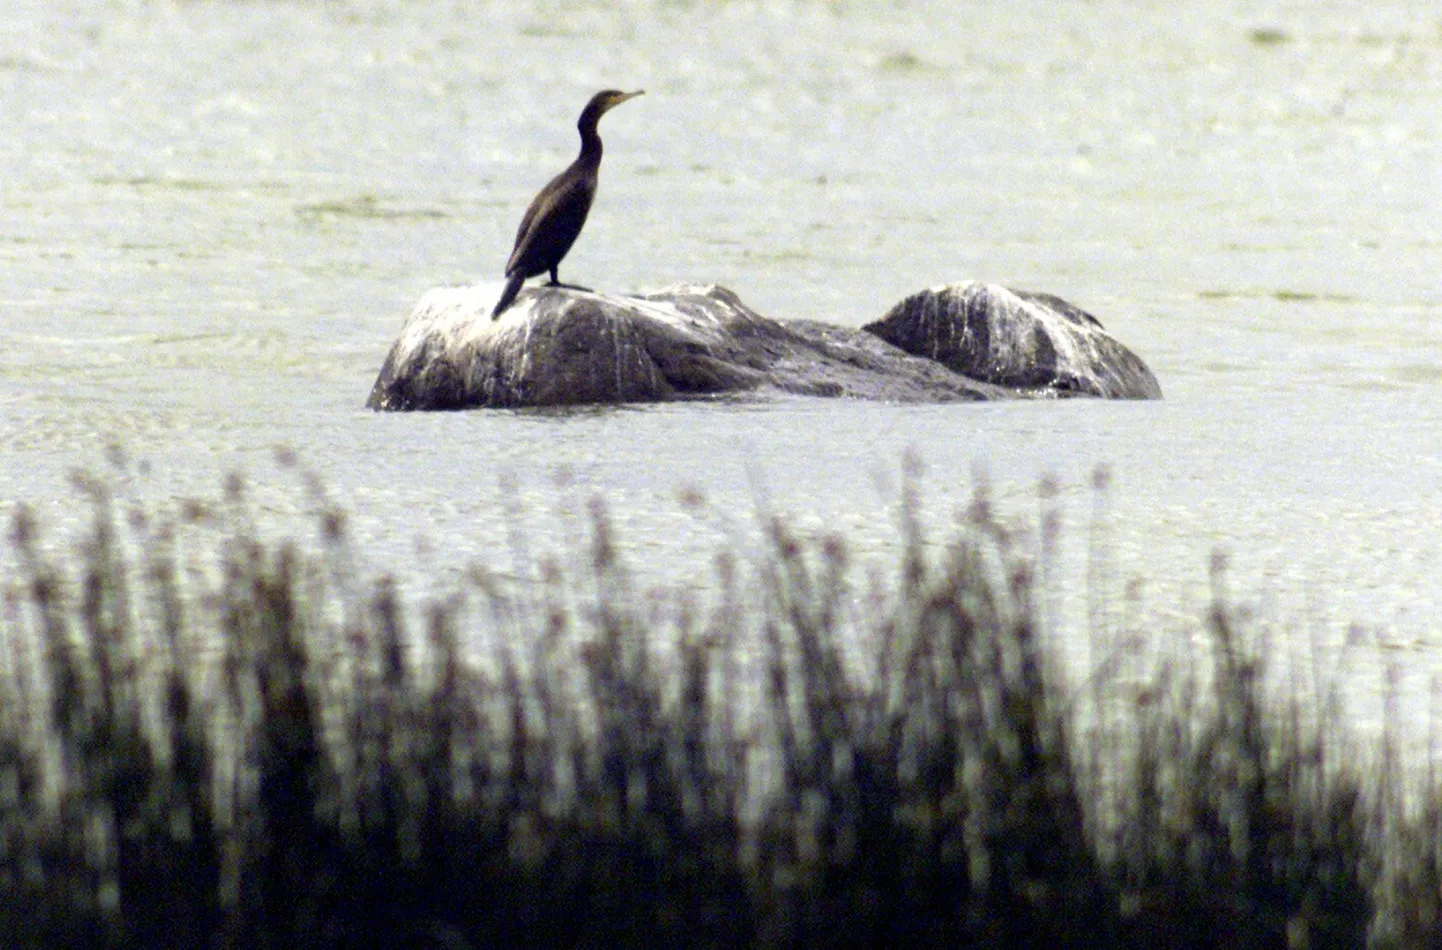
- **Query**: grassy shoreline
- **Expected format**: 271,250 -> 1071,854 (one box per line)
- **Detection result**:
0,464 -> 1436,948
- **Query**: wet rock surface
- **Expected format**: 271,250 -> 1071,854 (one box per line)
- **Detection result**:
365,281 -> 1159,411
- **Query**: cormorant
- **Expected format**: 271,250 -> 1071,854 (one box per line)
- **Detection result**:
491,89 -> 644,318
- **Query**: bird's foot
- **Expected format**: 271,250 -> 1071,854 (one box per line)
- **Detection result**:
546,279 -> 594,293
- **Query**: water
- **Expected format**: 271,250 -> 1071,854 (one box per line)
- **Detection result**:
3,0 -> 1441,741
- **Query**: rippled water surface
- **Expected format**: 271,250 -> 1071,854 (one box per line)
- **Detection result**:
3,0 -> 1441,735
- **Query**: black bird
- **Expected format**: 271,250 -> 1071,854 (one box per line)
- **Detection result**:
491,89 -> 644,318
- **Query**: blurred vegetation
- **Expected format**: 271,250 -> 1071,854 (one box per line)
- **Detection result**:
0,454 -> 1435,948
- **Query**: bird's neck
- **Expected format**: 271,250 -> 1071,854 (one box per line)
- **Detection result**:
577,123 -> 603,166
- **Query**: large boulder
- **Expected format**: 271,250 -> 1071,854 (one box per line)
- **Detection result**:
365,281 -> 1158,410
863,282 -> 1162,399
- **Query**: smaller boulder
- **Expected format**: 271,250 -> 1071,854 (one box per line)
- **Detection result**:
863,282 -> 1162,399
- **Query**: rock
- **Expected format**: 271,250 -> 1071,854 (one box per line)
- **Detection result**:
863,282 -> 1162,399
366,283 -> 999,409
365,281 -> 1159,410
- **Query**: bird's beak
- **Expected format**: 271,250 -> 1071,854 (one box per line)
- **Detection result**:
617,90 -> 644,105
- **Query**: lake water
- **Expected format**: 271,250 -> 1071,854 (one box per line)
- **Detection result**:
3,1 -> 1441,743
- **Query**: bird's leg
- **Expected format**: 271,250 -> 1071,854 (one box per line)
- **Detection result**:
546,267 -> 592,292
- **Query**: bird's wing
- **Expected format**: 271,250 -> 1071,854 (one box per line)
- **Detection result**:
504,166 -> 594,277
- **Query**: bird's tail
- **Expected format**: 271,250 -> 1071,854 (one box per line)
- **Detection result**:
492,274 -> 525,319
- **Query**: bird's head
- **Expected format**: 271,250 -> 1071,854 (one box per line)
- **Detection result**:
579,89 -> 644,129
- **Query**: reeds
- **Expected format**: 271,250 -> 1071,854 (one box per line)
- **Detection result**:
0,461 -> 1434,948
